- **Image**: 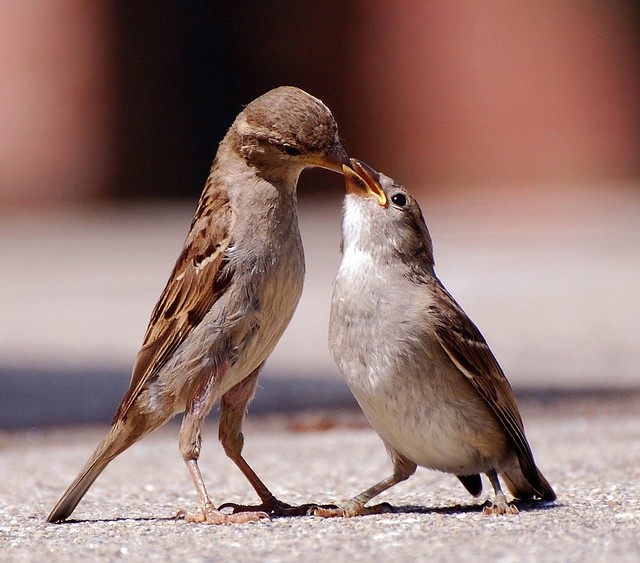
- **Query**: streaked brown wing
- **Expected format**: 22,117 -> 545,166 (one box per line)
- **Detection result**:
428,279 -> 544,494
114,183 -> 233,421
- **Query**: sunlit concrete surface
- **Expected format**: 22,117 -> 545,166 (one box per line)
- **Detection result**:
1,186 -> 639,426
0,396 -> 639,561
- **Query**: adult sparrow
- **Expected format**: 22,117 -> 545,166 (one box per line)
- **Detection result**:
47,86 -> 349,524
315,160 -> 556,517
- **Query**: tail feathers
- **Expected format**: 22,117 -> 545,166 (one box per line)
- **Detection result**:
536,471 -> 557,501
47,420 -> 140,523
502,466 -> 556,502
47,455 -> 110,523
457,474 -> 483,497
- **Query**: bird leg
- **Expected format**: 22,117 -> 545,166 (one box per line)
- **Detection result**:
313,456 -> 417,518
483,470 -> 519,515
177,368 -> 268,524
216,367 -> 323,516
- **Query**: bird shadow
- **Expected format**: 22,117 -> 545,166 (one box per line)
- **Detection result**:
46,500 -> 558,525
47,515 -> 178,525
387,499 -> 559,516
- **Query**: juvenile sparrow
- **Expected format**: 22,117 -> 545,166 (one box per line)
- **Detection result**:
315,160 -> 556,517
47,86 -> 349,524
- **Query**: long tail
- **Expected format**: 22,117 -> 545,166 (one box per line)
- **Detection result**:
47,419 -> 146,523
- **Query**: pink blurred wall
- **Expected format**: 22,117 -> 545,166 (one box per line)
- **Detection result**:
0,1 -> 638,206
343,0 -> 640,192
0,1 -> 112,207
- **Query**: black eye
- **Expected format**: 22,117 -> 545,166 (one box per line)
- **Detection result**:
391,193 -> 407,207
282,143 -> 301,156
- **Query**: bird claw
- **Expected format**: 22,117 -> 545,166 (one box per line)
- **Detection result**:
482,499 -> 519,516
176,506 -> 270,524
218,498 -> 332,517
311,501 -> 395,518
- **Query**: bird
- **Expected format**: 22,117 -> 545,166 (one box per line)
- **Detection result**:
315,159 -> 556,517
47,86 -> 349,525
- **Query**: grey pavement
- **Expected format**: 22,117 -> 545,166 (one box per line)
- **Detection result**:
1,186 -> 639,426
1,394 -> 639,561
1,187 -> 639,560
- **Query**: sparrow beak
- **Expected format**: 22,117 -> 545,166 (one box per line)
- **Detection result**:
312,139 -> 350,173
342,159 -> 387,206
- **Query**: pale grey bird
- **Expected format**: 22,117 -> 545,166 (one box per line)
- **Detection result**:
47,86 -> 349,525
316,159 -> 556,517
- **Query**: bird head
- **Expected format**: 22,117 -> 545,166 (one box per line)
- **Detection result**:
341,159 -> 435,273
232,86 -> 349,182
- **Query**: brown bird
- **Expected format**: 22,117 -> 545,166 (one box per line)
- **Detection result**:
315,160 -> 556,517
47,86 -> 349,524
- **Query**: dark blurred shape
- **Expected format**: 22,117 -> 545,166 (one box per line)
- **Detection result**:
110,1 -> 348,199
109,2 -> 238,199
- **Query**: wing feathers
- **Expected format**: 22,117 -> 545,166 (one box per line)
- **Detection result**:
429,279 -> 545,497
114,184 -> 232,422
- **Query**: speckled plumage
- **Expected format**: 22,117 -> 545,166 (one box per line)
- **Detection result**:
47,87 -> 348,525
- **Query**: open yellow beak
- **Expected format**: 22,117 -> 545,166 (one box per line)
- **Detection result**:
342,159 -> 387,206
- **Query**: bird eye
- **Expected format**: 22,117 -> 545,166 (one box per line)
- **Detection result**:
282,143 -> 301,156
391,193 -> 407,207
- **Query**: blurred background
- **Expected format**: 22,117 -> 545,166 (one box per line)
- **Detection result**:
1,1 -> 639,426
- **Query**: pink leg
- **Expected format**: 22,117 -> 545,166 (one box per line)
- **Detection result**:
217,366 -> 325,516
177,367 -> 268,524
312,453 -> 416,518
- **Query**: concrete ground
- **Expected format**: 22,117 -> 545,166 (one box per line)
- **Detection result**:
1,187 -> 639,425
1,394 -> 639,562
1,187 -> 639,560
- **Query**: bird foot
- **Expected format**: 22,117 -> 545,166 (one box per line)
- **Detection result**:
218,497 -> 334,517
482,499 -> 519,516
311,502 -> 395,518
176,505 -> 270,524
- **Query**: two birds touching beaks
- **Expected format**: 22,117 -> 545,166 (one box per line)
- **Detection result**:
47,86 -> 556,525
